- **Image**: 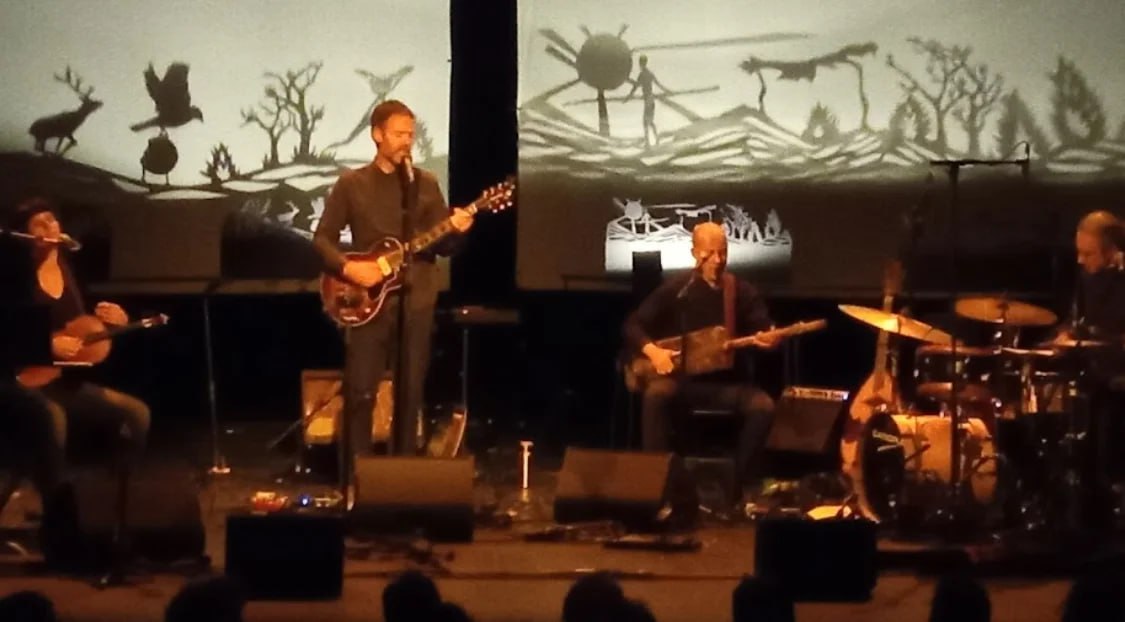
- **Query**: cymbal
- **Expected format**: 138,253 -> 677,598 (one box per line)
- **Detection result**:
838,305 -> 953,344
1001,347 -> 1056,358
1050,337 -> 1114,349
916,344 -> 999,356
954,297 -> 1058,327
915,382 -> 993,404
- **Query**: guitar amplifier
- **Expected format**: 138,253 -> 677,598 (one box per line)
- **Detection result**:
300,369 -> 392,446
765,387 -> 849,477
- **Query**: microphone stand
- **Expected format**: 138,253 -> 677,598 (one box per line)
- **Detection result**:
202,279 -> 229,476
391,161 -> 417,456
929,155 -> 1028,537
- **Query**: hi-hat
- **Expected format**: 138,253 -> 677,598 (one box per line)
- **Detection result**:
838,305 -> 953,344
954,297 -> 1058,327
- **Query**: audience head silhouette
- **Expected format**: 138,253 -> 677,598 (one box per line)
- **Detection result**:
164,576 -> 244,622
0,591 -> 56,622
383,570 -> 442,622
1062,571 -> 1125,622
563,572 -> 626,622
929,574 -> 990,622
615,598 -> 658,622
426,601 -> 475,622
732,576 -> 794,622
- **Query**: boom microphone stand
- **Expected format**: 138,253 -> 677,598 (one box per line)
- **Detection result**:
928,152 -> 1029,536
391,158 -> 417,456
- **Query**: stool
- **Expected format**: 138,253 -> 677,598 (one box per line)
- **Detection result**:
678,407 -> 742,510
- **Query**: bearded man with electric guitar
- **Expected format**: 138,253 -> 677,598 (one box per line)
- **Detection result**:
314,100 -> 513,486
623,222 -> 824,489
3,197 -> 155,503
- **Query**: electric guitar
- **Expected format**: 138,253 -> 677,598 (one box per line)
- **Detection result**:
320,177 -> 515,327
840,260 -> 904,473
623,319 -> 827,391
17,313 -> 170,388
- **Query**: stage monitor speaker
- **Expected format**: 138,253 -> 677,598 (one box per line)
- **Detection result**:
350,456 -> 475,542
754,517 -> 877,602
553,448 -> 698,532
764,387 -> 848,477
40,468 -> 205,571
225,511 -> 345,599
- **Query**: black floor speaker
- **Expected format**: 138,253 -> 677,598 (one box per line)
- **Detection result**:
225,510 -> 345,599
553,448 -> 699,532
754,517 -> 878,602
764,386 -> 849,477
350,456 -> 475,542
40,468 -> 205,571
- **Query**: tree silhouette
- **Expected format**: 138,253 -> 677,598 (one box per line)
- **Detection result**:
740,43 -> 877,127
1048,56 -> 1106,148
241,85 -> 293,169
951,61 -> 1003,157
886,38 -> 971,154
265,61 -> 326,162
994,90 -> 1051,161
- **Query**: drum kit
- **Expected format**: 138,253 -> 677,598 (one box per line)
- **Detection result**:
838,297 -> 1123,536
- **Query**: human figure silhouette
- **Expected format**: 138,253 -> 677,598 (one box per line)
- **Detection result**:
625,55 -> 668,148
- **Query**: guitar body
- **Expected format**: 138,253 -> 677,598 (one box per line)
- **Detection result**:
320,238 -> 407,327
16,313 -> 170,389
623,320 -> 827,392
17,315 -> 112,388
841,261 -> 904,474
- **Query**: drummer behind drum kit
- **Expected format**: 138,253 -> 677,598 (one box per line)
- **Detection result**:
837,296 -> 1122,534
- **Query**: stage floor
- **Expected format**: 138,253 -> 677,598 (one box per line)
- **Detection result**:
0,422 -> 1103,621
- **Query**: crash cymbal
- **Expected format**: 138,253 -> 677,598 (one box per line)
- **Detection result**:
838,305 -> 953,344
954,297 -> 1058,327
916,344 -> 1000,356
1050,336 -> 1114,349
915,382 -> 993,404
1001,347 -> 1057,358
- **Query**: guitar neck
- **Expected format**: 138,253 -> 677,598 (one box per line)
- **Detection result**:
873,292 -> 893,370
407,202 -> 482,254
725,321 -> 823,350
83,319 -> 154,344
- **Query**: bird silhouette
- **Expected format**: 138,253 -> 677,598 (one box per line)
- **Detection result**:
129,62 -> 203,132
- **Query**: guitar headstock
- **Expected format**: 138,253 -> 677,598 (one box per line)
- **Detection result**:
883,260 -> 904,298
472,176 -> 516,213
141,313 -> 170,328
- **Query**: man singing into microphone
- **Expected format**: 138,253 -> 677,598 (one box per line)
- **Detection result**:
314,101 -> 473,486
623,222 -> 779,493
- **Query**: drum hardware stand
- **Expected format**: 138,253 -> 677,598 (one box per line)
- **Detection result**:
202,283 -> 229,476
929,155 -> 1029,538
498,440 -> 550,522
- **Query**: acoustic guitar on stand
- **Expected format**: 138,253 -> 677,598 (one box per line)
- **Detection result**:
17,313 -> 170,388
320,177 -> 515,327
840,260 -> 904,473
623,319 -> 827,391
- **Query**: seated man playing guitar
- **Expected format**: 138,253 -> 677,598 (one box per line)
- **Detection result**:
623,222 -> 780,489
5,198 -> 151,501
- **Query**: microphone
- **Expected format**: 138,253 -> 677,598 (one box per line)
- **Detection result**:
58,233 -> 82,251
676,269 -> 697,299
402,155 -> 414,184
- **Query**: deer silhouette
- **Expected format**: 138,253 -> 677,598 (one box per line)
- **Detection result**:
29,67 -> 102,156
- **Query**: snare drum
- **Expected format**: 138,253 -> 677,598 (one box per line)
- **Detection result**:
848,411 -> 997,523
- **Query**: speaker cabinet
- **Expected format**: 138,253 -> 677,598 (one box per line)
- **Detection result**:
554,448 -> 698,532
754,517 -> 877,602
350,456 -> 475,542
40,468 -> 205,571
225,510 -> 345,599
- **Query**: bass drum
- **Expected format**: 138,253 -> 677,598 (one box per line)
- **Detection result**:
847,412 -> 997,522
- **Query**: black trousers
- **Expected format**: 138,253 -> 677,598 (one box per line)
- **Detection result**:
4,377 -> 149,500
640,377 -> 775,483
342,298 -> 435,468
